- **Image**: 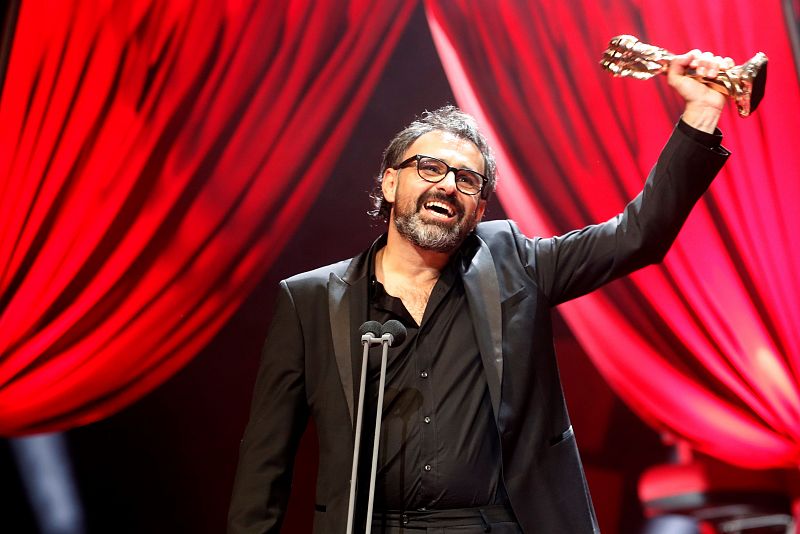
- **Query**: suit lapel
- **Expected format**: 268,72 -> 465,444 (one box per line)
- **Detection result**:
328,274 -> 354,424
328,239 -> 381,427
461,235 -> 503,420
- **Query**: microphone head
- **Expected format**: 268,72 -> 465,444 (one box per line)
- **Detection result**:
359,320 -> 383,338
381,320 -> 407,346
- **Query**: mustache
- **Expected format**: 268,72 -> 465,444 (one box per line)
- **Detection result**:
416,191 -> 465,217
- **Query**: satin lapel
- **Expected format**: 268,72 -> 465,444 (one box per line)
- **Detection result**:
328,242 -> 377,427
461,235 -> 503,420
328,274 -> 353,424
346,274 -> 369,427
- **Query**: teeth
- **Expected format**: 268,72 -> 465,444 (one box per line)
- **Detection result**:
425,201 -> 454,217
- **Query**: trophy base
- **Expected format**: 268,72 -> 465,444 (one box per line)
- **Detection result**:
748,57 -> 767,115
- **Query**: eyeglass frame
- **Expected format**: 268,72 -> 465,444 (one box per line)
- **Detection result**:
392,154 -> 489,198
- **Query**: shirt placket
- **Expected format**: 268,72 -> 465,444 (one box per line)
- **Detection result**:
415,326 -> 436,506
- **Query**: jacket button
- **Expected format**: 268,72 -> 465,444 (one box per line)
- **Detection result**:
424,464 -> 432,471
420,370 -> 428,378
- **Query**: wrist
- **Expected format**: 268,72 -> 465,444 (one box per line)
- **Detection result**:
681,102 -> 722,133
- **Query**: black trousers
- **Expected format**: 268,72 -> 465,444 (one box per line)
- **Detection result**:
371,505 -> 522,533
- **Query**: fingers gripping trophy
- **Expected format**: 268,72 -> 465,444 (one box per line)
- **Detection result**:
600,35 -> 768,117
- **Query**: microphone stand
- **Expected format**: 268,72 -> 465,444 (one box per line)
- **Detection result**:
364,332 -> 391,534
345,321 -> 406,534
346,324 -> 378,534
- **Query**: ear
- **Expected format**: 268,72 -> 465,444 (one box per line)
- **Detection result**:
475,199 -> 487,222
382,168 -> 398,203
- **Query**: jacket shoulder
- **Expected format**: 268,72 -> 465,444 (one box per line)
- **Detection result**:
475,219 -> 515,239
283,258 -> 350,291
474,219 -> 533,249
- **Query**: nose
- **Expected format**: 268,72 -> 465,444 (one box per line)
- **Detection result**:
435,170 -> 459,194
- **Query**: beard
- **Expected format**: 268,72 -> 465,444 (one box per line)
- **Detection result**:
392,190 -> 478,253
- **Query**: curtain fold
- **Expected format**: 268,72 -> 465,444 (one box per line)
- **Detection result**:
0,0 -> 415,436
426,0 -> 800,468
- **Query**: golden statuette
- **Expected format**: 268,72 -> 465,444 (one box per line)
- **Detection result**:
600,35 -> 768,117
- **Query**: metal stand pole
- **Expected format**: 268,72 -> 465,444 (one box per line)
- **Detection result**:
364,336 -> 390,534
345,337 -> 373,534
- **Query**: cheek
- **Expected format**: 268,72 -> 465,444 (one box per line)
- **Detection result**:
392,179 -> 421,206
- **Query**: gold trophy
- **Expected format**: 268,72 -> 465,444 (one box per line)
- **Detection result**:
600,35 -> 768,117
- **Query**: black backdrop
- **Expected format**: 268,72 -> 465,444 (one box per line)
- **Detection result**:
0,4 -> 667,533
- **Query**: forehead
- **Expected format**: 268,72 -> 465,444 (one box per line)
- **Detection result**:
404,130 -> 484,173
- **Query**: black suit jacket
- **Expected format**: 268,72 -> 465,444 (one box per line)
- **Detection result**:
228,124 -> 729,533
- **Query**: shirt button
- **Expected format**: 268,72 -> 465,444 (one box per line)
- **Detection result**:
420,370 -> 428,378
423,416 -> 431,424
424,464 -> 432,471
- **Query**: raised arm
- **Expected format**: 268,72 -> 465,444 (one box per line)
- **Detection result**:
529,51 -> 732,304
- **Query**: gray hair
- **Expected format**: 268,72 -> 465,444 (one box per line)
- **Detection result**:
369,105 -> 497,222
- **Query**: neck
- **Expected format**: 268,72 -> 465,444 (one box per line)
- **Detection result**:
376,222 -> 453,284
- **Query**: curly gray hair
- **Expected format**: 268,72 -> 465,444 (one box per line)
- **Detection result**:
369,105 -> 497,222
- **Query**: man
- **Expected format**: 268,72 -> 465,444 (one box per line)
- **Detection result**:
229,51 -> 733,533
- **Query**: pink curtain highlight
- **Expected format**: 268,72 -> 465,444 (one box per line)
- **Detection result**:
0,0 -> 414,436
426,0 -> 800,468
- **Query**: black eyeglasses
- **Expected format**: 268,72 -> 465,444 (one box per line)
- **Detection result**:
392,155 -> 488,197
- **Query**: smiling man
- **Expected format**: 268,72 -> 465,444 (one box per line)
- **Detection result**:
229,51 -> 733,533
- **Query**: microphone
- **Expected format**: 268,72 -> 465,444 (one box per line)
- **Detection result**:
380,319 -> 407,346
359,320 -> 383,346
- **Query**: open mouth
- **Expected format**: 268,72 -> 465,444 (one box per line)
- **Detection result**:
423,200 -> 456,219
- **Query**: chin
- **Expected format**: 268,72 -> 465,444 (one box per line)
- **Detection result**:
398,214 -> 471,252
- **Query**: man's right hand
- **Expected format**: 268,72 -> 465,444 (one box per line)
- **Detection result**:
668,50 -> 734,133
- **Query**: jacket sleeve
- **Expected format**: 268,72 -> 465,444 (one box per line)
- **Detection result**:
228,280 -> 309,533
523,121 -> 729,306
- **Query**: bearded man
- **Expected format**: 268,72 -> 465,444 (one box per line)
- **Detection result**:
228,51 -> 733,533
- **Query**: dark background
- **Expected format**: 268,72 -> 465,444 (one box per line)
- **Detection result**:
0,5 -> 668,532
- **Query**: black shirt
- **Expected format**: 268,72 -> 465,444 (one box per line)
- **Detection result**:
357,250 -> 504,511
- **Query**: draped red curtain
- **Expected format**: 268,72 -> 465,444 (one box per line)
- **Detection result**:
0,0 -> 414,436
426,0 -> 800,468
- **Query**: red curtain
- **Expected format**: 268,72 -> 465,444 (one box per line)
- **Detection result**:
426,0 -> 800,468
0,0 -> 414,436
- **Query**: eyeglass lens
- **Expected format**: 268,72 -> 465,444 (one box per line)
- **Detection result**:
417,157 -> 483,195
